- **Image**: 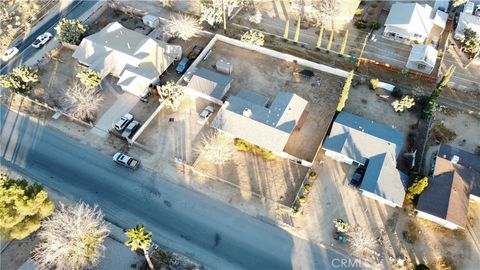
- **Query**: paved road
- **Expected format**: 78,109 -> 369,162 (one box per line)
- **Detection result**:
0,105 -> 365,269
0,0 -> 98,75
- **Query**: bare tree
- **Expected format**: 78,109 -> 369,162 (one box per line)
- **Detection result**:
63,83 -> 103,121
348,227 -> 378,255
157,81 -> 184,111
194,131 -> 234,165
166,14 -> 202,41
31,202 -> 110,270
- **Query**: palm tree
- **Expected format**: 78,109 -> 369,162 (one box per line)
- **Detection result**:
125,224 -> 154,270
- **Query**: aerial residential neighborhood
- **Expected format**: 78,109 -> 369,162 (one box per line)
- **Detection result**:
0,0 -> 479,270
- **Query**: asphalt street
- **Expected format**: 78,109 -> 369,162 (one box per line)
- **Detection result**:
0,0 -> 98,75
0,105 -> 366,269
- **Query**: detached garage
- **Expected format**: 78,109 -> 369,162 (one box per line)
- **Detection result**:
184,68 -> 233,105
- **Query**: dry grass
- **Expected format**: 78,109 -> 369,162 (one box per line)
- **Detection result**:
428,123 -> 457,145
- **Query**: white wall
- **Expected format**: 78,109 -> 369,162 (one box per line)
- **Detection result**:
361,190 -> 401,208
416,211 -> 463,230
325,150 -> 354,165
406,60 -> 434,74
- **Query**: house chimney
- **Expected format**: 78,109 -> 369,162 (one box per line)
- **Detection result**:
451,155 -> 460,164
243,108 -> 252,117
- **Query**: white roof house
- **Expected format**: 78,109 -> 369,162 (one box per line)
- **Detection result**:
406,45 -> 438,74
322,112 -> 407,208
384,3 -> 447,43
211,90 -> 308,155
454,12 -> 480,40
72,22 -> 174,96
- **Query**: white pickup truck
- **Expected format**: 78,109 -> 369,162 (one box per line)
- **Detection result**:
113,152 -> 140,170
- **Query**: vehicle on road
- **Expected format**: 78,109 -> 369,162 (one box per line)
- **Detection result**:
2,47 -> 19,62
113,152 -> 140,169
175,46 -> 203,74
122,120 -> 140,139
32,32 -> 53,48
197,106 -> 214,125
114,113 -> 134,131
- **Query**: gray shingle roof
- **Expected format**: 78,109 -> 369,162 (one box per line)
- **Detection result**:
417,144 -> 480,228
211,91 -> 307,153
323,112 -> 406,207
186,68 -> 233,99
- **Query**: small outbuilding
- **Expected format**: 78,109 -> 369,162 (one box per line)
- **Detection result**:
406,45 -> 438,74
184,68 -> 233,104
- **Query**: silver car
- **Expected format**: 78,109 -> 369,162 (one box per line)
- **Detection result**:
197,106 -> 214,125
32,32 -> 53,48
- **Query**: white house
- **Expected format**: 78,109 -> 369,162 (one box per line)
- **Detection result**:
322,112 -> 408,208
406,45 -> 438,74
72,22 -> 174,96
384,2 -> 447,44
454,12 -> 480,40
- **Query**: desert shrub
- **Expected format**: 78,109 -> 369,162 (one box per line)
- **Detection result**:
370,78 -> 379,90
333,219 -> 350,233
369,21 -> 381,30
298,196 -> 307,204
415,263 -> 430,270
391,87 -> 403,98
355,8 -> 364,16
304,183 -> 311,192
309,171 -> 317,180
429,124 -> 457,144
434,257 -> 456,270
234,138 -> 251,151
402,220 -> 418,244
234,138 -> 276,160
354,20 -> 367,29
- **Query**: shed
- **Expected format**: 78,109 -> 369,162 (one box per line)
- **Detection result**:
406,45 -> 437,74
143,15 -> 160,28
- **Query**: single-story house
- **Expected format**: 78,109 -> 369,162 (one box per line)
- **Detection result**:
72,22 -> 174,96
454,12 -> 480,40
384,3 -> 447,44
416,144 -> 480,230
406,45 -> 438,74
211,89 -> 308,157
184,68 -> 233,105
323,112 -> 408,208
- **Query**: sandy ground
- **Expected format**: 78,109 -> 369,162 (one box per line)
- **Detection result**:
295,156 -> 480,269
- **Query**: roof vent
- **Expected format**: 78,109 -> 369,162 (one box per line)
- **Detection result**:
243,108 -> 252,117
451,155 -> 460,164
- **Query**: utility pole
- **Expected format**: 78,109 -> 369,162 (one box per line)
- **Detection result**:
223,0 -> 227,34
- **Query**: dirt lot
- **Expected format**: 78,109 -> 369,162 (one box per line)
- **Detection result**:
296,157 -> 480,270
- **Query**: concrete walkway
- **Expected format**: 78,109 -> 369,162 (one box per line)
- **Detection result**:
91,80 -> 139,137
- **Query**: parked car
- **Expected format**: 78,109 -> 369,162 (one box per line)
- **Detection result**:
350,172 -> 363,187
175,58 -> 190,74
32,32 -> 53,48
175,46 -> 204,74
197,106 -> 214,124
2,47 -> 19,62
113,152 -> 140,169
114,113 -> 134,131
122,120 -> 140,139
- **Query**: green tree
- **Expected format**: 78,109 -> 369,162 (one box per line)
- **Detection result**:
0,66 -> 39,93
241,29 -> 265,46
32,202 -> 109,270
437,65 -> 456,90
157,80 -> 184,111
327,30 -> 334,51
316,24 -> 324,48
283,19 -> 290,39
294,16 -> 301,42
125,224 -> 154,270
461,28 -> 480,54
76,69 -> 101,89
406,176 -> 428,200
55,18 -> 88,45
0,174 -> 54,240
336,70 -> 353,111
339,29 -> 349,55
424,65 -> 456,117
